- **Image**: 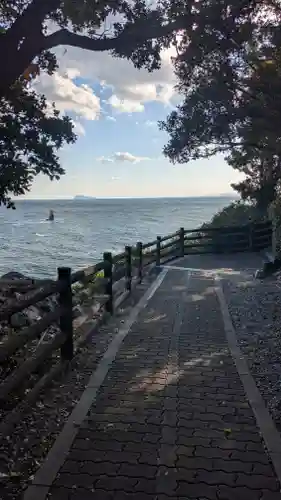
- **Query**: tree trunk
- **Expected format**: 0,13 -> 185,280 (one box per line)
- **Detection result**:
0,0 -> 58,96
0,37 -> 45,95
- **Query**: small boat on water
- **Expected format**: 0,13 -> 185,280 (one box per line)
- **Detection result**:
47,210 -> 54,221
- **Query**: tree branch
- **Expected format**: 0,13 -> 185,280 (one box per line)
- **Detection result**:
2,0 -> 60,44
44,17 -> 187,52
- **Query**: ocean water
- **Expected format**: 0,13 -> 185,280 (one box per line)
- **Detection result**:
0,197 -> 234,278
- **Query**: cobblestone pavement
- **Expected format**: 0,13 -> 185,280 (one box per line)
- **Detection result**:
45,267 -> 280,500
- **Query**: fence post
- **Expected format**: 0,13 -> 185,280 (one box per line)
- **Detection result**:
156,236 -> 161,266
248,223 -> 254,251
179,227 -> 185,257
103,251 -> 113,314
58,267 -> 74,362
125,245 -> 132,291
136,241 -> 143,284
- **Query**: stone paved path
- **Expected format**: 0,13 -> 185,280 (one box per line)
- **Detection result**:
31,265 -> 281,499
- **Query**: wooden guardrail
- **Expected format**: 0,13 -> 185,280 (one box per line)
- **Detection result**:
0,219 -> 272,433
184,220 -> 272,254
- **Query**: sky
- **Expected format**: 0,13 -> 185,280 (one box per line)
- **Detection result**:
26,40 -> 244,199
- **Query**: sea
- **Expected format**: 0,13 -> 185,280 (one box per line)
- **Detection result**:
0,197 -> 234,278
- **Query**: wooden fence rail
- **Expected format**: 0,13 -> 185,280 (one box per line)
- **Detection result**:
0,219 -> 272,432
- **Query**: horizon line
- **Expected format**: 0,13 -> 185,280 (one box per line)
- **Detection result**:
15,194 -> 237,201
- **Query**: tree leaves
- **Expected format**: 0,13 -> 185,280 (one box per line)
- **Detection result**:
162,0 -> 281,158
0,84 -> 76,208
161,0 -> 281,209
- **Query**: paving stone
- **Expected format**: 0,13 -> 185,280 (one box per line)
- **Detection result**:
138,452 -> 158,465
118,463 -> 157,478
60,460 -> 82,474
176,481 -> 218,498
54,472 -> 95,489
95,476 -> 138,492
176,456 -> 210,470
231,450 -> 270,464
48,487 -> 70,500
212,459 -> 252,473
134,478 -> 157,494
196,470 -> 236,486
194,446 -> 232,459
69,490 -> 113,500
235,473 -> 279,491
157,444 -> 177,466
80,461 -> 120,476
217,486 -> 262,500
211,439 -> 247,450
261,492 -> 281,500
252,463 -> 275,476
177,436 -> 211,447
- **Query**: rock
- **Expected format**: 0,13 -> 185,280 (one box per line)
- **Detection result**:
26,306 -> 41,323
73,305 -> 83,319
38,296 -> 57,314
0,272 -> 28,281
37,301 -> 52,314
10,312 -> 29,328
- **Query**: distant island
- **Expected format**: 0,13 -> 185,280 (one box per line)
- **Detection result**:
73,195 -> 96,200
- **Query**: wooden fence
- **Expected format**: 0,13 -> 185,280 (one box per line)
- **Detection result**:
0,219 -> 272,433
183,219 -> 272,254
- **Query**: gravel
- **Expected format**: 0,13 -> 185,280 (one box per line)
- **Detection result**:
222,270 -> 281,430
0,271 -> 156,500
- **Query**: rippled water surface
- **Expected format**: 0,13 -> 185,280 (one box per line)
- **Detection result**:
0,197 -> 234,278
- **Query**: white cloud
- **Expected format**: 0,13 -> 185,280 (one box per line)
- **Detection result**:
114,152 -> 149,162
50,42 -> 177,114
34,71 -> 100,120
105,115 -> 116,122
108,95 -> 144,113
97,156 -> 114,163
65,68 -> 81,80
97,152 -> 150,163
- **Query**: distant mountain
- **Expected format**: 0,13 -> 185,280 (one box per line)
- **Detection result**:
73,195 -> 96,200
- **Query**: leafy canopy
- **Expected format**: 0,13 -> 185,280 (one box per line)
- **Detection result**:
160,0 -> 281,162
159,0 -> 281,211
227,55 -> 281,211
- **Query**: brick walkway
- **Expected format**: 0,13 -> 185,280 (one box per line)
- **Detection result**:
31,267 -> 281,499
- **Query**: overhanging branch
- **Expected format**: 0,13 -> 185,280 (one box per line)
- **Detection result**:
3,0 -> 60,44
44,16 -> 188,52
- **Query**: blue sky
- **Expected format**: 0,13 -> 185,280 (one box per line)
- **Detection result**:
28,46 -> 243,199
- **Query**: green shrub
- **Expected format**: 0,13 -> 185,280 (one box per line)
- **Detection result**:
202,201 -> 260,230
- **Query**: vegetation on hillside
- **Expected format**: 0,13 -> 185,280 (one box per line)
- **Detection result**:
202,202 -> 260,229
